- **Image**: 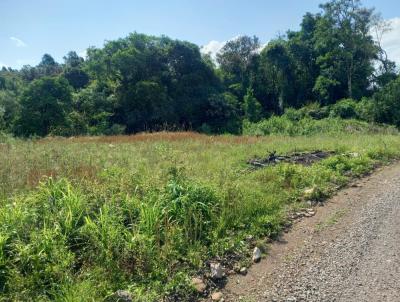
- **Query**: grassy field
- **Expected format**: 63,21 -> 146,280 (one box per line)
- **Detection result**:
1,131 -> 400,301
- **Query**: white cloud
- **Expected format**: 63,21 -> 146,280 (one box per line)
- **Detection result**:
0,62 -> 7,68
201,36 -> 267,62
380,17 -> 400,66
79,49 -> 87,59
10,36 -> 27,48
200,40 -> 226,60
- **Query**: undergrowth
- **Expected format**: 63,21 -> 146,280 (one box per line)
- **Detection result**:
0,132 -> 399,301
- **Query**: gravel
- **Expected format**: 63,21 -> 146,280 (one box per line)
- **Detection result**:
223,163 -> 400,302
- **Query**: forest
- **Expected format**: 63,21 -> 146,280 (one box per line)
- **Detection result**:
1,0 -> 399,138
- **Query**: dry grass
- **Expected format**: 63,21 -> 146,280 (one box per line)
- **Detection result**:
37,131 -> 265,145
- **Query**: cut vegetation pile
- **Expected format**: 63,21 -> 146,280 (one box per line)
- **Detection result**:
1,132 -> 400,301
248,150 -> 335,168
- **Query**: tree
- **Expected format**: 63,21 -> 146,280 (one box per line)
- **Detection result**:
260,41 -> 296,112
0,90 -> 20,131
17,77 -> 72,136
38,54 -> 62,77
217,36 -> 260,98
62,51 -> 89,90
314,0 -> 378,101
86,33 -> 220,133
72,82 -> 116,134
119,80 -> 173,132
203,92 -> 241,133
286,13 -> 321,106
370,15 -> 398,88
372,76 -> 400,126
243,88 -> 262,122
63,51 -> 84,68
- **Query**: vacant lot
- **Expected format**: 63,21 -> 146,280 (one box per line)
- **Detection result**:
1,132 -> 400,301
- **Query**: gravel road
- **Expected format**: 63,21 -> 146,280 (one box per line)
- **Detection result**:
223,163 -> 400,302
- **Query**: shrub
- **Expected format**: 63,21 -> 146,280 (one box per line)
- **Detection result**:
329,99 -> 358,119
372,76 -> 400,127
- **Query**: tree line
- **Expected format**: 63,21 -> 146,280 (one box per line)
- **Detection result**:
0,0 -> 399,137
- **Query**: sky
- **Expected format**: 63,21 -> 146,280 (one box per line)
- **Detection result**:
1,0 -> 399,69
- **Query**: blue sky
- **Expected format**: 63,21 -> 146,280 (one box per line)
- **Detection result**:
1,0 -> 399,69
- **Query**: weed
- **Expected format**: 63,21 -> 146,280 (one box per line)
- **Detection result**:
0,132 -> 400,300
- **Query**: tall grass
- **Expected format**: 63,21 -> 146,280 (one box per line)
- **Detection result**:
243,116 -> 398,136
1,132 -> 400,301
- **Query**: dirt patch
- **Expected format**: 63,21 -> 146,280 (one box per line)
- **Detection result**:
248,150 -> 335,168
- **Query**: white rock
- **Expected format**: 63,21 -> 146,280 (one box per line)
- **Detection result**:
211,291 -> 223,301
107,290 -> 132,302
191,277 -> 206,293
349,152 -> 360,157
253,247 -> 262,263
304,187 -> 315,197
210,262 -> 224,279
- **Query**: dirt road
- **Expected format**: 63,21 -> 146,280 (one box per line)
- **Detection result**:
223,162 -> 400,302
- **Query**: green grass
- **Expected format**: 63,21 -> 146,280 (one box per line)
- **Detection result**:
1,131 -> 400,301
243,116 -> 398,136
315,209 -> 348,232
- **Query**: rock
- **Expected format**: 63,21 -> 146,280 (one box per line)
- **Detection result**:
210,262 -> 224,279
191,277 -> 206,293
240,267 -> 248,275
211,291 -> 224,301
253,247 -> 262,263
304,187 -> 315,199
106,290 -> 132,302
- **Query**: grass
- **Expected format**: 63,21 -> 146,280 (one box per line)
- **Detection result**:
1,131 -> 400,301
243,116 -> 398,136
315,209 -> 348,232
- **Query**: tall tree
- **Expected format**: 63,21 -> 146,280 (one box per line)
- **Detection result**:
62,51 -> 89,89
38,54 -> 62,77
217,35 -> 260,98
85,33 -> 220,132
17,77 -> 72,136
314,0 -> 378,101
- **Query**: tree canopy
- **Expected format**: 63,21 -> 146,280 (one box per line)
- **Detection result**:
0,0 -> 398,137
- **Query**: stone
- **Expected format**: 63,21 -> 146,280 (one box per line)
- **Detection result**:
211,291 -> 223,301
349,152 -> 360,158
253,247 -> 262,263
210,262 -> 224,279
191,277 -> 206,293
106,290 -> 132,302
304,187 -> 315,199
240,267 -> 248,275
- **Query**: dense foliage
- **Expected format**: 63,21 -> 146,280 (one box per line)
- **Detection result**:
0,0 -> 398,137
1,132 -> 400,301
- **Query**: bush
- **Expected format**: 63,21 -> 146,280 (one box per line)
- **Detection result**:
243,115 -> 398,136
329,99 -> 358,119
372,76 -> 400,127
